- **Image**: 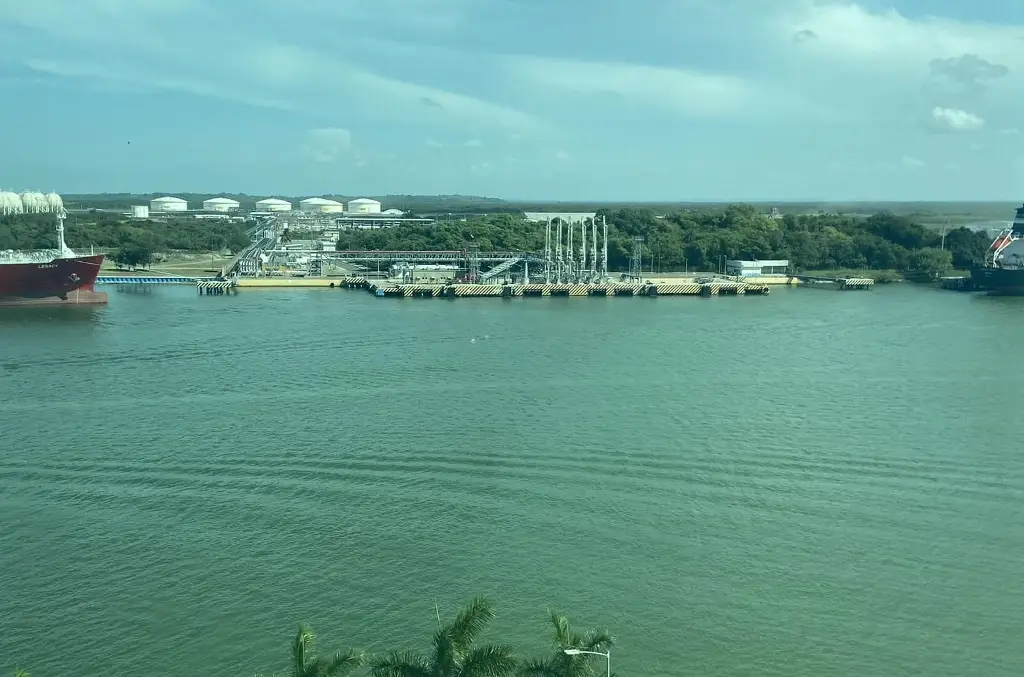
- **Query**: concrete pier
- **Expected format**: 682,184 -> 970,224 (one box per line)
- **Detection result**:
360,279 -> 770,298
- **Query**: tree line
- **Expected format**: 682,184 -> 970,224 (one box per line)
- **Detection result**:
336,206 -> 993,278
0,213 -> 250,254
10,598 -> 615,677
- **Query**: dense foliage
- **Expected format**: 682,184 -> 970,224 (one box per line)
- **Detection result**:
0,213 -> 250,254
336,205 -> 993,276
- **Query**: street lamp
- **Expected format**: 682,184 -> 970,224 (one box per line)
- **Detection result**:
563,648 -> 610,677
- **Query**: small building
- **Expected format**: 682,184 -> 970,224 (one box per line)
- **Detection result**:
203,197 -> 240,212
725,259 -> 790,277
346,198 -> 381,214
382,208 -> 404,216
131,205 -> 149,219
255,198 -> 292,212
300,197 -> 345,213
150,196 -> 187,212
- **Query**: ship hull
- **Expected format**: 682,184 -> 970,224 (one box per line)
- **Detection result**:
970,266 -> 1024,295
0,254 -> 105,301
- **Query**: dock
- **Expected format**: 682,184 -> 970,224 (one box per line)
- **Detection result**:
793,275 -> 874,290
359,279 -> 770,298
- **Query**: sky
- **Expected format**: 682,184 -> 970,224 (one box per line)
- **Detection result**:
2,0 -> 1024,202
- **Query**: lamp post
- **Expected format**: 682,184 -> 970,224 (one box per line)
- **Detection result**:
563,648 -> 610,677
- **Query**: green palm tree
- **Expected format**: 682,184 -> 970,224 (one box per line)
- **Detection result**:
370,597 -> 517,677
14,670 -> 29,677
519,612 -> 614,677
287,623 -> 364,677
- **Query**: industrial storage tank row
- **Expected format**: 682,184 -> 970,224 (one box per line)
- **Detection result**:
139,196 -> 384,214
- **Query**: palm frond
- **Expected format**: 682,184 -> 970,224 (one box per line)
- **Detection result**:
292,624 -> 317,677
548,613 -> 571,648
369,650 -> 432,677
580,629 -> 613,652
518,658 -> 556,677
449,597 -> 495,652
319,648 -> 364,677
459,644 -> 518,677
14,670 -> 30,677
431,626 -> 458,675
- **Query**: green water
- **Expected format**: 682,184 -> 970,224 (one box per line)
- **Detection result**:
1,285 -> 1021,676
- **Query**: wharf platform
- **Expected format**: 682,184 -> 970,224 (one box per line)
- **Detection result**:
359,280 -> 770,298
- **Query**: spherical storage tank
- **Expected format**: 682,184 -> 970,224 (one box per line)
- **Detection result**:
299,197 -> 344,213
151,196 -> 188,212
203,197 -> 240,212
255,198 -> 292,212
0,191 -> 23,215
346,198 -> 381,214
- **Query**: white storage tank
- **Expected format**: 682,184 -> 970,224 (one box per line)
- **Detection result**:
299,197 -> 344,213
255,198 -> 292,212
0,191 -> 23,215
151,196 -> 188,212
131,205 -> 150,219
203,197 -> 240,212
346,198 -> 381,214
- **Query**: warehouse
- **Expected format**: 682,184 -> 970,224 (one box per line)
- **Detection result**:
725,259 -> 790,277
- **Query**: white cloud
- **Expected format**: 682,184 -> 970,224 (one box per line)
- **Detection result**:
999,128 -> 1020,136
901,155 -> 925,169
464,139 -> 482,147
506,55 -> 805,120
932,106 -> 985,131
304,128 -> 353,163
426,139 -> 444,148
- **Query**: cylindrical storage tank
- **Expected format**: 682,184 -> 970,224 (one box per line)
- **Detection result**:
150,196 -> 188,212
202,197 -> 240,212
255,198 -> 292,212
319,200 -> 344,213
132,205 -> 150,219
346,198 -> 381,214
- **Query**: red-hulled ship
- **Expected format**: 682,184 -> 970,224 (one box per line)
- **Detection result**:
0,191 -> 106,305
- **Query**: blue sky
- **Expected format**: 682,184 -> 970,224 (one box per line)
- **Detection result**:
2,0 -> 1024,201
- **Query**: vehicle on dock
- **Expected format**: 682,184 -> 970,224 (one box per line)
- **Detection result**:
970,202 -> 1024,295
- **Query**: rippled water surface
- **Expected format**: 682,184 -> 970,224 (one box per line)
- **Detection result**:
1,285 -> 1022,676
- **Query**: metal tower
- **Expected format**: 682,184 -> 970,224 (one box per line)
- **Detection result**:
466,245 -> 481,283
628,236 -> 644,282
544,218 -> 553,283
590,218 -> 598,281
602,216 -> 609,279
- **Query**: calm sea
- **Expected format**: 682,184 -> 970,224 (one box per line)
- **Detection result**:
1,285 -> 1021,676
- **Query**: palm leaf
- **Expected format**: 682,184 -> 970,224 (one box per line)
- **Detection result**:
292,624 -> 317,677
518,658 -> 556,677
369,650 -> 432,677
580,629 -> 613,652
431,627 -> 458,676
449,597 -> 495,652
459,645 -> 518,677
318,648 -> 364,677
548,613 -> 571,648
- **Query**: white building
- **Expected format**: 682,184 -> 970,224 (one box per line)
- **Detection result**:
255,198 -> 292,212
299,197 -> 344,213
346,198 -> 381,214
203,197 -> 240,212
131,205 -> 150,219
725,259 -> 790,277
382,208 -> 404,216
150,196 -> 188,212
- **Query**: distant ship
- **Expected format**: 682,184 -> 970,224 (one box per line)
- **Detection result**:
0,191 -> 105,305
970,203 -> 1024,295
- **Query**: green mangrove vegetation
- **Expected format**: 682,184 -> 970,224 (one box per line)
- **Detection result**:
335,206 -> 993,278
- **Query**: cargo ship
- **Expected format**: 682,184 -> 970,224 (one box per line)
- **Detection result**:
0,191 -> 106,305
969,202 -> 1024,295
